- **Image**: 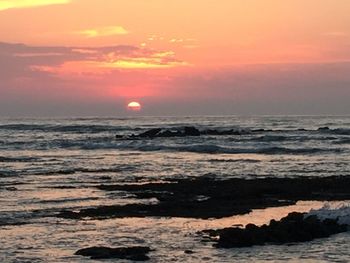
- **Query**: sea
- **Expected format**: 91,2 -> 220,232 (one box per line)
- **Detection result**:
1,116 -> 350,262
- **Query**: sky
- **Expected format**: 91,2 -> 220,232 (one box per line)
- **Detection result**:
0,0 -> 350,116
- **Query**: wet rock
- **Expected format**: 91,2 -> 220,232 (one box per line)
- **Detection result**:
157,129 -> 182,137
57,176 -> 350,220
139,128 -> 162,138
116,126 -> 251,139
184,126 -> 201,136
204,212 -> 347,248
75,246 -> 151,261
318,127 -> 330,131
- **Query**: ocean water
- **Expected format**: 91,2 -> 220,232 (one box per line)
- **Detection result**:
1,116 -> 350,262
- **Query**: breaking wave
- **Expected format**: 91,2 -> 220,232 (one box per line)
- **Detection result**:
308,202 -> 350,226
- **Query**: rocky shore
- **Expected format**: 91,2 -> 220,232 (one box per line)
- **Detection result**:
58,176 -> 350,220
115,126 -> 254,139
201,212 -> 347,248
75,246 -> 152,261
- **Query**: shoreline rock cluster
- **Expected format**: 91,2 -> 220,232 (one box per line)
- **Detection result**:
116,126 -> 254,139
75,246 -> 152,261
58,176 -> 350,220
67,176 -> 350,260
201,212 -> 347,248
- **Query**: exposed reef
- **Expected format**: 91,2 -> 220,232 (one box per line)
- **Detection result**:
201,212 -> 347,248
58,176 -> 350,220
75,246 -> 151,261
115,126 -> 254,139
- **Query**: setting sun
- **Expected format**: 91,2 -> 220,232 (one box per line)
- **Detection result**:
127,101 -> 141,111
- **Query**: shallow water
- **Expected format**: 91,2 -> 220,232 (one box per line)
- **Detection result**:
1,116 -> 350,262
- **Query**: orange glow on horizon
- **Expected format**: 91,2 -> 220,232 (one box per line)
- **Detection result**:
1,0 -> 350,116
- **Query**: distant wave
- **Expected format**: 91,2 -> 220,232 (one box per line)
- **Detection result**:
207,159 -> 261,163
122,144 -> 343,155
318,127 -> 350,135
2,123 -> 350,136
0,156 -> 39,162
333,138 -> 350,145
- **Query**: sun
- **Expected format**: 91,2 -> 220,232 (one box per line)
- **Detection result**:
127,101 -> 141,111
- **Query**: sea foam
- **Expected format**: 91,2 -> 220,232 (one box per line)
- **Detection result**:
308,202 -> 350,226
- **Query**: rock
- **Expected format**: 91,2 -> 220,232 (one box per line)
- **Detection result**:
318,126 -> 330,131
184,249 -> 195,254
58,176 -> 350,220
158,129 -> 181,137
138,128 -> 162,138
184,126 -> 201,136
75,246 -> 151,261
117,126 -> 246,139
206,212 -> 347,248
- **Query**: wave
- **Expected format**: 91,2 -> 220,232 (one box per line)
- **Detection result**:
308,202 -> 350,226
333,138 -> 350,145
317,127 -> 350,135
0,156 -> 39,162
207,159 -> 261,163
18,135 -> 343,155
123,144 -> 343,155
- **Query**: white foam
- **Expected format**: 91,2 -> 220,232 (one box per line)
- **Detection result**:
308,202 -> 350,225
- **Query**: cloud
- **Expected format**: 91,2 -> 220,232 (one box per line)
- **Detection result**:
77,26 -> 129,38
0,0 -> 70,11
0,42 -> 186,78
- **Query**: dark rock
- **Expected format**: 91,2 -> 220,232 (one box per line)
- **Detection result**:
184,126 -> 201,136
117,126 -> 246,139
158,129 -> 181,137
318,127 -> 330,131
57,176 -> 350,220
184,249 -> 195,254
205,212 -> 347,248
75,246 -> 151,261
138,128 -> 162,138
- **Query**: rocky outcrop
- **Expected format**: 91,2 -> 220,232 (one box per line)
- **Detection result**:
57,176 -> 350,220
75,246 -> 151,261
116,126 -> 253,139
202,212 -> 347,248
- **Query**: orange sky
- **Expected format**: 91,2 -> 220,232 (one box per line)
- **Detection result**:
1,0 -> 350,116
